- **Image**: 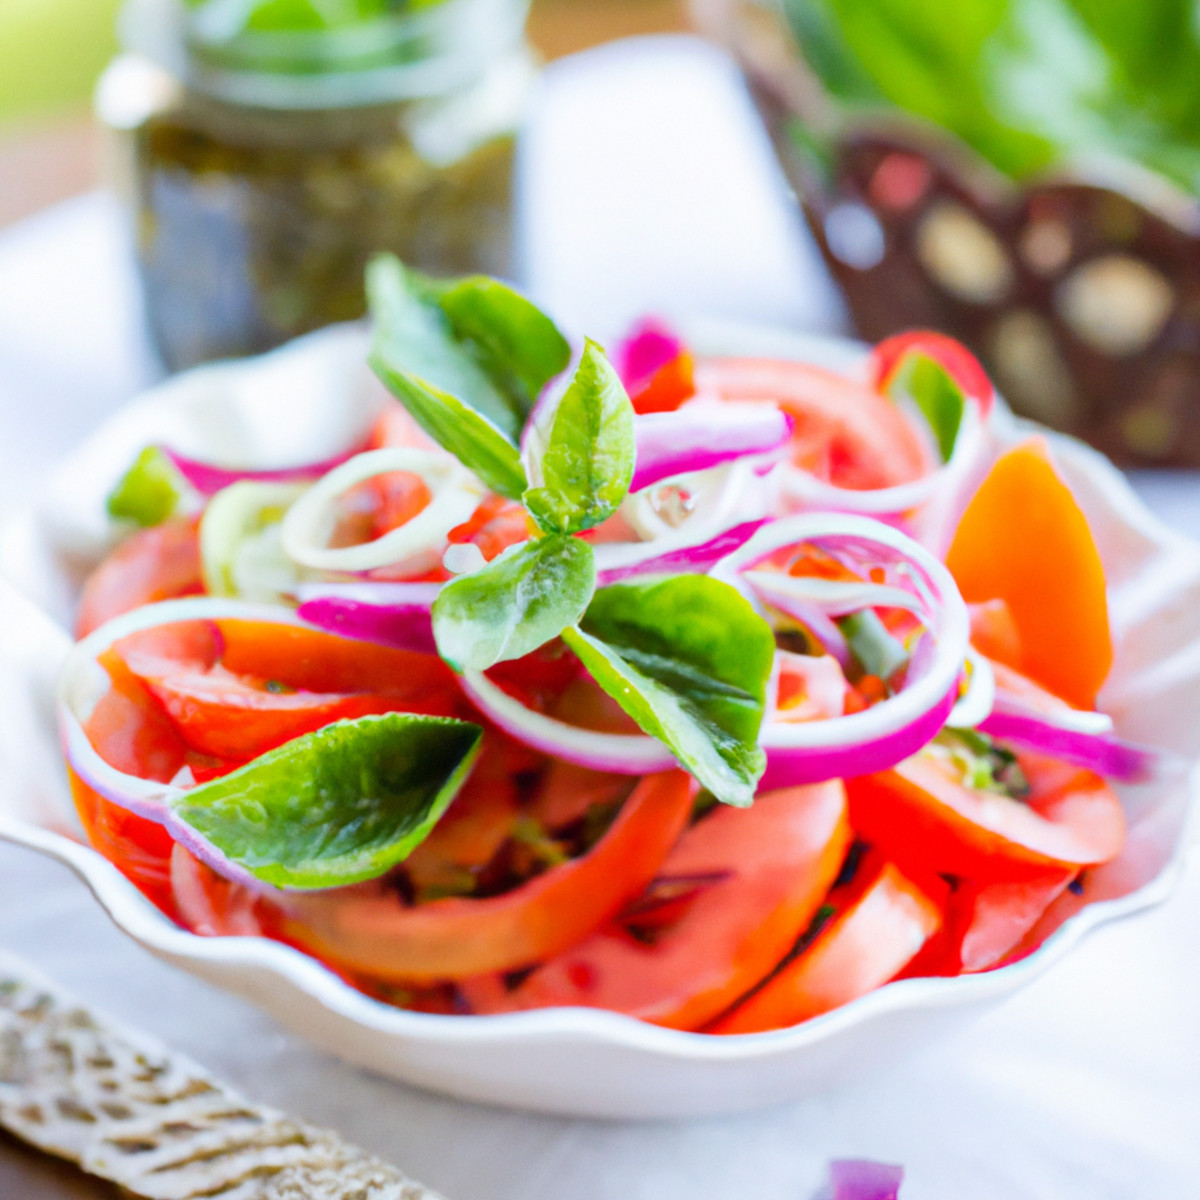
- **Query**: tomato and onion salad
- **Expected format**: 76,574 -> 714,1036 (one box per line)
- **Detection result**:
62,293 -> 1140,1036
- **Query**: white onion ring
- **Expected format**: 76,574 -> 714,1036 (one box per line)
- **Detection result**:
947,649 -> 996,729
281,448 -> 483,573
460,669 -> 677,775
714,513 -> 970,758
778,398 -> 988,549
621,456 -> 778,556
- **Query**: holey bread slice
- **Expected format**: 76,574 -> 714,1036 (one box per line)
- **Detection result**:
0,953 -> 442,1199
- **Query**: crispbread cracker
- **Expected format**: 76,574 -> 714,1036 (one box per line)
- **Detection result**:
0,954 -> 442,1199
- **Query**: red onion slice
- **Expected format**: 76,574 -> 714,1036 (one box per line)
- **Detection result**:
616,318 -> 684,389
829,1158 -> 904,1200
593,519 -> 769,587
630,402 -> 793,493
296,582 -> 440,655
979,698 -> 1157,782
947,648 -> 995,728
163,445 -> 364,497
460,669 -> 677,775
717,513 -> 971,787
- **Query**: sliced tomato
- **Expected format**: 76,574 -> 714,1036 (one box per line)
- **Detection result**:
69,650 -> 193,914
869,330 -> 994,415
693,357 -> 934,491
711,857 -> 944,1033
846,746 -> 1126,884
76,518 -> 203,638
170,842 -> 269,936
461,780 -> 851,1030
525,759 -> 635,832
903,868 -> 1076,978
446,494 -> 530,563
111,620 -> 464,761
275,770 -> 697,983
945,438 -> 1111,708
968,599 -> 1022,666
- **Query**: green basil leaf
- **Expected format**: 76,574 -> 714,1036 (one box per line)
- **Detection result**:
562,575 -> 775,807
436,275 -> 571,414
367,256 -> 529,499
107,447 -> 185,528
433,534 -> 596,671
523,339 -> 636,535
888,352 -> 965,463
169,713 -> 482,890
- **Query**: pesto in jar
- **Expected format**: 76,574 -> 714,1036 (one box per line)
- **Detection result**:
100,0 -> 533,371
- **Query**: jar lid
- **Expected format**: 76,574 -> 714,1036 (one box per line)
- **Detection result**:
119,0 -> 530,109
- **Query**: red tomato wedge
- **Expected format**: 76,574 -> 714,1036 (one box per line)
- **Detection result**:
76,518 -> 203,638
711,858 -> 943,1033
170,842 -> 268,937
461,780 -> 851,1031
847,748 -> 1126,883
276,770 -> 697,983
693,358 -> 934,491
946,438 -> 1112,708
903,868 -> 1076,978
110,620 -> 464,761
869,330 -> 994,414
69,650 -> 193,914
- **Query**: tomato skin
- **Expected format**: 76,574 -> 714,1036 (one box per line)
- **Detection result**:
276,770 -> 698,983
694,357 -> 934,491
846,750 -> 1125,884
461,780 -> 852,1031
946,438 -> 1111,708
711,858 -> 943,1033
903,869 -> 1076,978
71,773 -> 180,919
76,518 -> 203,638
69,649 -> 193,915
869,331 -> 994,415
112,620 -> 466,761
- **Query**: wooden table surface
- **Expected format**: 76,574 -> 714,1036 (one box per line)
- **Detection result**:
0,6 -> 690,1194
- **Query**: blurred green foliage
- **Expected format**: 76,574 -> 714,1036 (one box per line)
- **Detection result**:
183,0 -> 443,35
0,0 -> 122,124
783,0 -> 1200,193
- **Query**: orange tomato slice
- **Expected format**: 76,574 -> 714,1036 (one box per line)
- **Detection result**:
945,438 -> 1111,708
711,858 -> 943,1033
846,749 -> 1126,883
277,770 -> 697,983
461,780 -> 851,1030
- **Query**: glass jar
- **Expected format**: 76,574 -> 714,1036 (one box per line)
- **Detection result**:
98,0 -> 535,372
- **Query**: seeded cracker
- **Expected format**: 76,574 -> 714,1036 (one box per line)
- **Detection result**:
0,953 -> 443,1200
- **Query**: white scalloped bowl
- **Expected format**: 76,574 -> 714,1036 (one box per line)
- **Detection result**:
0,322 -> 1196,1119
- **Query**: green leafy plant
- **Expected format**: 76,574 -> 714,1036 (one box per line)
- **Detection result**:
369,254 -> 776,806
783,0 -> 1200,192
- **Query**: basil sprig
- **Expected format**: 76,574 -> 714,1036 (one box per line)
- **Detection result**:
367,255 -> 570,499
368,259 -> 775,806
